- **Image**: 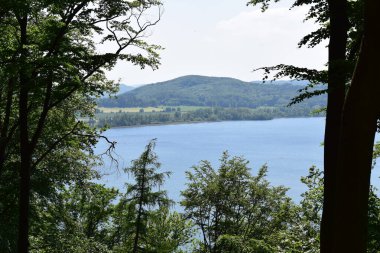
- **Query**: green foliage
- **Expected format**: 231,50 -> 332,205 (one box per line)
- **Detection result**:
0,0 -> 162,251
279,166 -> 323,253
0,105 -> 101,252
141,207 -> 195,253
95,106 -> 323,128
372,142 -> 380,167
367,186 -> 380,253
30,183 -> 119,253
27,140 -> 194,253
124,139 -> 172,211
123,139 -> 172,252
98,75 -> 326,109
216,235 -> 273,253
181,152 -> 294,252
111,140 -> 195,252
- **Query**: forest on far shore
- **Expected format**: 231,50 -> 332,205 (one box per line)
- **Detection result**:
94,105 -> 324,127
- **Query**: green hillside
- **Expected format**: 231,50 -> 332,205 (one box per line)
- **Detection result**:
98,75 -> 326,108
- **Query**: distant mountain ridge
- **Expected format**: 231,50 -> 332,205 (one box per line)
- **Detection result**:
117,84 -> 135,94
98,75 -> 326,108
100,84 -> 135,98
251,80 -> 311,85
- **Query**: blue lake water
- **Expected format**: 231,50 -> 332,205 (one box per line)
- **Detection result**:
95,117 -> 380,203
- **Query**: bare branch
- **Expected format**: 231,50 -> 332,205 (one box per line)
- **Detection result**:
74,132 -> 119,167
106,20 -> 122,48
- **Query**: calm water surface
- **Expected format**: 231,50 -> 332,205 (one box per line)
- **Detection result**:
96,118 -> 380,203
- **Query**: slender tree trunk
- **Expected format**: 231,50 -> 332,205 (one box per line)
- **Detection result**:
213,210 -> 220,253
17,147 -> 31,253
133,184 -> 144,253
332,1 -> 380,251
133,152 -> 148,253
17,14 -> 31,253
320,0 -> 348,252
18,77 -> 31,253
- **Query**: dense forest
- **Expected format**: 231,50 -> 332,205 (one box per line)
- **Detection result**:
98,76 -> 326,109
12,140 -> 380,252
95,106 -> 320,127
0,0 -> 379,252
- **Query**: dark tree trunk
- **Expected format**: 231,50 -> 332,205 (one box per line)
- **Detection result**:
133,182 -> 144,253
320,0 -> 348,252
17,14 -> 31,253
17,147 -> 31,253
332,0 -> 380,251
18,77 -> 31,253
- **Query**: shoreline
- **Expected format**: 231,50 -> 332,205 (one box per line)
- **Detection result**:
105,116 -> 323,129
109,120 -> 227,129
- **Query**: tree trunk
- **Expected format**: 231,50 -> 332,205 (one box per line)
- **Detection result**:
133,152 -> 149,253
17,14 -> 31,253
332,0 -> 380,251
133,184 -> 144,253
18,75 -> 31,253
17,148 -> 31,253
320,0 -> 348,252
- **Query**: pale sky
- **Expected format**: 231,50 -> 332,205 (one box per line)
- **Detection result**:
104,0 -> 328,86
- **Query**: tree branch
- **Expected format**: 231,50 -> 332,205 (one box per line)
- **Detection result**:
31,121 -> 81,171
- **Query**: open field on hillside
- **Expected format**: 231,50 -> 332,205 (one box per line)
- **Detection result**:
97,106 -> 208,113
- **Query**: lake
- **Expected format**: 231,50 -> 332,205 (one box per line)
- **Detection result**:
95,117 -> 380,203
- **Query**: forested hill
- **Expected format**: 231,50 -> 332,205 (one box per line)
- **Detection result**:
98,75 -> 326,108
117,84 -> 135,94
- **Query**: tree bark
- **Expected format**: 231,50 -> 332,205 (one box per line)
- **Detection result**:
332,0 -> 380,251
17,146 -> 31,253
17,14 -> 31,253
320,0 -> 348,252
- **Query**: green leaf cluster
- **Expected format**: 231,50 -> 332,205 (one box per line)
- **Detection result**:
181,152 -> 294,252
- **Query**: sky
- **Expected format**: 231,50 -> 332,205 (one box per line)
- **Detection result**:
103,0 -> 328,86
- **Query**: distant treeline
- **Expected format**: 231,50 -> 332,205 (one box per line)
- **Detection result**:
95,106 -> 323,127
